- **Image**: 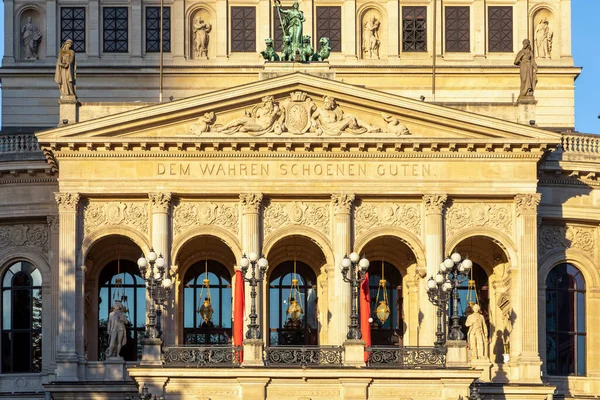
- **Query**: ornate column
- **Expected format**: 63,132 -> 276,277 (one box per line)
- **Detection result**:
55,192 -> 80,381
76,264 -> 86,377
239,193 -> 263,337
342,0 -> 357,60
149,193 -> 172,343
514,193 -> 542,382
47,216 -> 59,372
331,193 -> 354,345
421,194 -> 447,346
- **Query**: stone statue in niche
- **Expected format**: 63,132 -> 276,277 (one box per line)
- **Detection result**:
363,16 -> 381,59
216,95 -> 284,135
21,16 -> 42,60
311,96 -> 381,135
535,17 -> 553,59
105,300 -> 129,358
514,39 -> 537,100
465,304 -> 488,360
193,17 -> 212,59
55,39 -> 76,97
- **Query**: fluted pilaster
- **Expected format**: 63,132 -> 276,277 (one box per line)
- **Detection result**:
331,193 -> 354,345
55,192 -> 80,380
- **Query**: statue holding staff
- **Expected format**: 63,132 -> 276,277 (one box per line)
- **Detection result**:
274,0 -> 305,54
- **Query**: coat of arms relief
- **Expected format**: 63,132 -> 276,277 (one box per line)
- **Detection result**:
188,91 -> 410,136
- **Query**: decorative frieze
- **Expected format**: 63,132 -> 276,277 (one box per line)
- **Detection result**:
331,193 -> 355,214
55,192 -> 80,212
515,193 -> 541,216
354,203 -> 421,237
239,193 -> 263,213
83,202 -> 149,235
172,202 -> 239,237
538,224 -> 595,256
445,202 -> 512,238
264,201 -> 330,236
0,224 -> 49,252
47,215 -> 59,234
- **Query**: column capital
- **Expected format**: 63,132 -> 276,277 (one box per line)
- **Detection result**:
331,193 -> 355,214
47,215 -> 59,233
55,192 -> 80,212
239,193 -> 263,213
515,193 -> 541,216
422,194 -> 447,214
149,192 -> 172,213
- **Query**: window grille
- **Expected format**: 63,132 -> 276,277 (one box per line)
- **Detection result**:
488,6 -> 513,52
231,7 -> 256,52
316,7 -> 341,52
445,6 -> 470,53
146,7 -> 170,53
61,7 -> 86,52
402,7 -> 427,52
103,7 -> 129,53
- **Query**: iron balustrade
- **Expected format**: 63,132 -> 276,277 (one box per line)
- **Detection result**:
264,346 -> 344,367
366,346 -> 446,369
162,345 -> 242,367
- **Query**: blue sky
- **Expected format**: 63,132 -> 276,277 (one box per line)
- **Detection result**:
1,3 -> 598,133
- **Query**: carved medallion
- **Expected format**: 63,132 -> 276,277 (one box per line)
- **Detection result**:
445,202 -> 512,238
355,203 -> 421,237
538,224 -> 595,256
83,202 -> 149,235
282,92 -> 316,134
173,201 -> 239,236
264,201 -> 330,236
0,224 -> 48,252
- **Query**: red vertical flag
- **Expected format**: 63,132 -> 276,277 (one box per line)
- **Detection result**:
234,269 -> 245,362
360,272 -> 372,362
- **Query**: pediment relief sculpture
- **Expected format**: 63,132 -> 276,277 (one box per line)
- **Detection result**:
188,91 -> 410,137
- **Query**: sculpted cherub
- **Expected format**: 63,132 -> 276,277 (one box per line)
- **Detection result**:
300,35 -> 314,62
311,96 -> 381,135
216,95 -> 285,135
312,37 -> 331,61
261,38 -> 280,61
188,112 -> 216,135
281,36 -> 293,62
382,112 -> 410,135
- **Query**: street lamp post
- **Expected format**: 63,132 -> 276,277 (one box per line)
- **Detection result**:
341,252 -> 370,340
137,249 -> 173,339
239,252 -> 268,340
426,251 -> 472,351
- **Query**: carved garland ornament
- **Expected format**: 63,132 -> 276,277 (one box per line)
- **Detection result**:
355,203 -> 421,237
0,224 -> 49,252
188,91 -> 410,136
83,202 -> 149,235
445,203 -> 512,238
538,224 -> 595,256
172,202 -> 239,236
264,201 -> 330,236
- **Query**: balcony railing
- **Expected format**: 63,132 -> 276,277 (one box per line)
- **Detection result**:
560,134 -> 600,154
264,346 -> 344,367
0,134 -> 41,153
162,345 -> 242,367
366,346 -> 446,369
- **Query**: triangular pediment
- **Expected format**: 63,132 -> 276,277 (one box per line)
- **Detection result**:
36,73 -> 561,146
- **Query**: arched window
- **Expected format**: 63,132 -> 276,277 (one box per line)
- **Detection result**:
268,261 -> 318,346
546,263 -> 586,376
450,263 -> 489,338
1,261 -> 42,372
98,260 -> 146,361
183,261 -> 232,344
367,261 -> 403,346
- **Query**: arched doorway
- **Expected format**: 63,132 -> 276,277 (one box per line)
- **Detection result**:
268,260 -> 318,346
449,262 -> 489,339
367,261 -> 403,345
182,260 -> 232,344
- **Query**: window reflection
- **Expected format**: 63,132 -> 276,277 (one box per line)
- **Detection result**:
183,261 -> 232,344
367,261 -> 403,346
98,260 -> 146,361
449,263 -> 489,339
546,263 -> 586,376
1,261 -> 42,373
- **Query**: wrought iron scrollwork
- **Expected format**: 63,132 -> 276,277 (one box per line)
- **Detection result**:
264,346 -> 343,367
366,346 -> 446,369
163,345 -> 242,367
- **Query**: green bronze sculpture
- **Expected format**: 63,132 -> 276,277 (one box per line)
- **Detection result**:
274,0 -> 305,54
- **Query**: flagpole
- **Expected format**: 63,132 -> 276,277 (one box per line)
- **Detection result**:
159,0 -> 164,103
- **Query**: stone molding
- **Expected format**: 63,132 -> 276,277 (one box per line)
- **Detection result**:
173,201 -> 239,237
538,223 -> 595,257
264,201 -> 330,236
331,193 -> 355,214
354,202 -> 421,237
422,194 -> 447,214
239,193 -> 263,213
55,192 -> 80,212
445,202 -> 512,239
47,215 -> 59,234
149,192 -> 172,213
83,201 -> 149,236
0,224 -> 49,253
515,193 -> 541,216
